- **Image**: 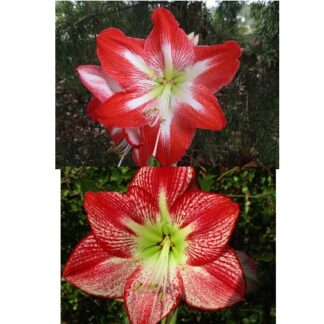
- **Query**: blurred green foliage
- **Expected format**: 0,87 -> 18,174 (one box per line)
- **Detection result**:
61,166 -> 275,323
56,1 -> 279,168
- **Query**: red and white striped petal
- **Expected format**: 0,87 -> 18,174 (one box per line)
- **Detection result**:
127,186 -> 159,224
171,191 -> 240,265
180,248 -> 245,310
107,127 -> 124,145
94,86 -> 157,128
174,83 -> 226,131
77,65 -> 121,103
86,97 -> 101,121
124,128 -> 142,148
187,41 -> 242,93
144,8 -> 194,73
132,144 -> 151,167
97,28 -> 153,88
187,32 -> 199,46
140,113 -> 195,165
124,266 -> 183,324
63,233 -> 138,298
235,250 -> 259,293
128,167 -> 196,208
84,192 -> 136,258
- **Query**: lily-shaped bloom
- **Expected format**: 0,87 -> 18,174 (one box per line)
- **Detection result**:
88,7 -> 242,165
63,167 -> 246,323
77,65 -> 143,166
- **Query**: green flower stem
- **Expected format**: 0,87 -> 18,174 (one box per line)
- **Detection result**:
161,307 -> 178,324
148,155 -> 160,166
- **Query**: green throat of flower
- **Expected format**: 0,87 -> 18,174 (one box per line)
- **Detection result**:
129,191 -> 190,291
151,69 -> 187,99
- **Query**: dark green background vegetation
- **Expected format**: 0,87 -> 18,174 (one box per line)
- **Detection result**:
56,1 -> 279,169
62,166 -> 275,323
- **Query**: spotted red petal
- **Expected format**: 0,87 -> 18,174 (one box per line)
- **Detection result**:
177,84 -> 226,130
180,248 -> 245,310
84,192 -> 136,258
77,65 -> 122,103
144,8 -> 194,72
124,266 -> 183,324
140,115 -> 195,166
190,41 -> 242,93
97,28 -> 151,88
63,233 -> 138,298
171,191 -> 239,265
128,167 -> 196,207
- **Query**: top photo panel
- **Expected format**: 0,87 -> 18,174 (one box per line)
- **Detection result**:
56,1 -> 279,169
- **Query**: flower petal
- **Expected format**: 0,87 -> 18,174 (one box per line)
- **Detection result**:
84,192 -> 136,258
127,186 -> 159,224
124,128 -> 142,148
107,127 -> 124,145
144,8 -> 194,72
124,265 -> 183,324
97,28 -> 152,88
128,167 -> 196,208
140,115 -> 195,165
187,41 -> 242,93
180,248 -> 245,310
175,83 -> 226,130
132,145 -> 151,167
63,233 -> 137,298
86,97 -> 101,121
171,191 -> 240,265
77,65 -> 122,103
93,86 -> 157,128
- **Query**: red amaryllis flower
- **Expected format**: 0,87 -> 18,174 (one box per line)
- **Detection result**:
77,65 -> 143,166
79,7 -> 241,165
63,167 -> 246,323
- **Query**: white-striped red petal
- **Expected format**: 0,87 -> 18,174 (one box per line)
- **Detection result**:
191,41 -> 242,93
144,8 -> 194,73
180,248 -> 245,310
124,128 -> 143,148
128,167 -> 196,208
171,191 -> 240,265
97,28 -> 151,88
77,65 -> 122,103
107,127 -> 124,145
176,84 -> 226,130
63,233 -> 138,298
94,86 -> 157,128
140,115 -> 195,166
127,186 -> 159,224
84,192 -> 136,258
124,265 -> 183,324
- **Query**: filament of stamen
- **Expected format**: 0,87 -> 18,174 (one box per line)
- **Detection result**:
152,127 -> 161,158
150,236 -> 171,293
117,140 -> 132,167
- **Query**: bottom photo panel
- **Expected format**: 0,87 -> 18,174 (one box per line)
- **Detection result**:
61,166 -> 275,324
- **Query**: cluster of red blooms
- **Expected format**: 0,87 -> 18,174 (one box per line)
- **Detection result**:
64,8 -> 257,324
77,7 -> 241,166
